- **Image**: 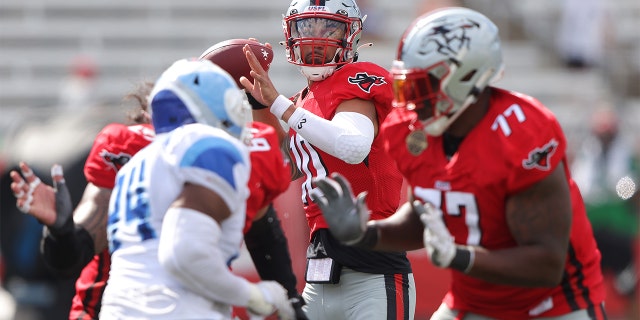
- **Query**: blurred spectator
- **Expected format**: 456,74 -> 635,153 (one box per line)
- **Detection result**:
571,104 -> 639,319
57,55 -> 98,110
556,0 -> 613,69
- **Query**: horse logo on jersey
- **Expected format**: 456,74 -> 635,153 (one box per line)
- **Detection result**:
348,72 -> 386,93
522,139 -> 558,171
421,16 -> 480,61
100,150 -> 133,172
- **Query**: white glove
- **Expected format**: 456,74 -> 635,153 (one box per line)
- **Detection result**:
310,172 -> 369,246
248,281 -> 295,320
413,200 -> 456,268
414,200 -> 475,273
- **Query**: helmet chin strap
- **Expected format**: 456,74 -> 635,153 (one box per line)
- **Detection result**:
424,117 -> 450,136
423,96 -> 475,137
300,65 -> 336,81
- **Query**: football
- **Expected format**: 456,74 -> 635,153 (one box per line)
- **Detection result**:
199,39 -> 273,87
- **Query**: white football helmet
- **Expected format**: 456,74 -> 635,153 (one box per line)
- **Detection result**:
283,0 -> 363,81
391,7 -> 504,136
148,59 -> 252,143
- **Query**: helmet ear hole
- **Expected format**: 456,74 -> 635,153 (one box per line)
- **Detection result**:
460,70 -> 476,82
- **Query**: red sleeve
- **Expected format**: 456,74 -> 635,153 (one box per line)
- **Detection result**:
330,62 -> 394,124
243,122 -> 291,233
83,123 -> 154,188
503,94 -> 567,193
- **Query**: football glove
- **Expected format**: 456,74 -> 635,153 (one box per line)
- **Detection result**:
50,165 -> 74,236
248,281 -> 294,320
310,172 -> 369,246
11,163 -> 74,236
413,200 -> 474,273
289,294 -> 308,320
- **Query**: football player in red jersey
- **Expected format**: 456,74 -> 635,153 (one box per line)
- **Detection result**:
311,7 -> 607,320
10,60 -> 306,319
241,1 -> 415,319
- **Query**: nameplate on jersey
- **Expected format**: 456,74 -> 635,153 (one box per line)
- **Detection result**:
305,257 -> 341,284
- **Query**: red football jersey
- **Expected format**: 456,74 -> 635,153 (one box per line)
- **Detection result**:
73,123 -> 154,320
84,123 -> 154,189
243,122 -> 291,233
382,88 -> 605,319
288,62 -> 404,236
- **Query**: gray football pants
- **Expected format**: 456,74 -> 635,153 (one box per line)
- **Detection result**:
302,267 -> 416,320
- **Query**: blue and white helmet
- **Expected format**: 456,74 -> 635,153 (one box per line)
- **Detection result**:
148,59 -> 252,142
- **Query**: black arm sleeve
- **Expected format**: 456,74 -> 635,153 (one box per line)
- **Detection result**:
244,204 -> 298,298
40,225 -> 96,279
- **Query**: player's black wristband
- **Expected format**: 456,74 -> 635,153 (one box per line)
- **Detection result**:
449,246 -> 475,273
41,225 -> 95,278
351,224 -> 379,250
246,92 -> 268,110
244,204 -> 298,298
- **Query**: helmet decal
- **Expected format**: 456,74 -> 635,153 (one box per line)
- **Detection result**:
421,17 -> 480,61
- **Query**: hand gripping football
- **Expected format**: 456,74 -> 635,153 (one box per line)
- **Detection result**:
199,39 -> 273,87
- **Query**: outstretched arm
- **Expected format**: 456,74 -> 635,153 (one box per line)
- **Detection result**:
314,166 -> 572,287
10,162 -> 98,278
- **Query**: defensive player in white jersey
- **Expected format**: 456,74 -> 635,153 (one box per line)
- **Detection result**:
99,59 -> 293,319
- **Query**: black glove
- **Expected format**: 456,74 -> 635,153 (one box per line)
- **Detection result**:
246,92 -> 268,110
50,165 -> 74,237
311,172 -> 370,246
290,294 -> 308,320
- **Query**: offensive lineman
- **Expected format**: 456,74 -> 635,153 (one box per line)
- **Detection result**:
313,7 -> 607,320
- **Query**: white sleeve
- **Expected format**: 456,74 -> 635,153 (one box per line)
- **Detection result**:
287,109 -> 375,164
158,207 -> 252,307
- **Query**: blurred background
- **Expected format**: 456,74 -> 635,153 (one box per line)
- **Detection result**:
0,0 -> 638,319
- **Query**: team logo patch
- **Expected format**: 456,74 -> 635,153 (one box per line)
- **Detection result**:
522,139 -> 558,171
100,150 -> 133,171
348,72 -> 386,93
